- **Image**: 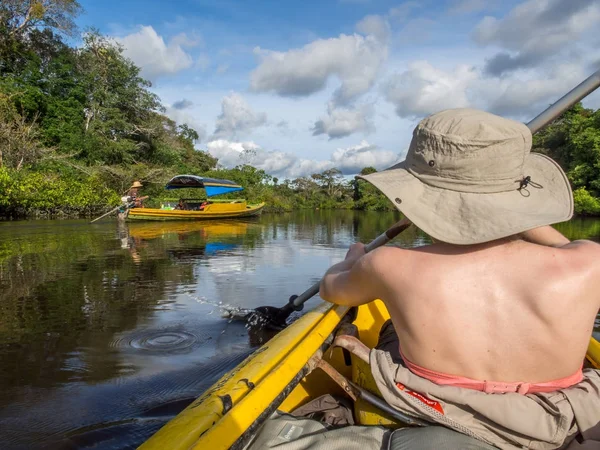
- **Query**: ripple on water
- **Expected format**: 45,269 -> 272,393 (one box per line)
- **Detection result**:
111,329 -> 210,354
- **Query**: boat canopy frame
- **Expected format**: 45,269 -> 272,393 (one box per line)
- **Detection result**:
165,175 -> 244,198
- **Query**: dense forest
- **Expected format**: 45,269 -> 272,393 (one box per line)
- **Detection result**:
1,1 -> 599,218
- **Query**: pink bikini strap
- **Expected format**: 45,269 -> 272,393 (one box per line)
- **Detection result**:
399,348 -> 584,394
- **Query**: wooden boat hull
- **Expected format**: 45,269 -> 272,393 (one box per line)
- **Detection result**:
126,202 -> 265,221
140,300 -> 600,450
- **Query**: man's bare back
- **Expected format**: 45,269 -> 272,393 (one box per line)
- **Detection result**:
320,225 -> 600,383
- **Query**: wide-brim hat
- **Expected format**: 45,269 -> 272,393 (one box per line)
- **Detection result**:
358,109 -> 573,245
130,181 -> 143,189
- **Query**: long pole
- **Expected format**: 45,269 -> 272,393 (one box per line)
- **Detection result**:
526,69 -> 600,133
89,204 -> 124,224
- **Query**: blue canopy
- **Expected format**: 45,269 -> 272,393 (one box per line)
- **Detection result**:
165,175 -> 244,197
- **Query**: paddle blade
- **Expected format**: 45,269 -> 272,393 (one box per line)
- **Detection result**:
246,306 -> 292,331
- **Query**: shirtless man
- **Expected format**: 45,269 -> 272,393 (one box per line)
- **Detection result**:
321,225 -> 599,384
319,109 -> 600,448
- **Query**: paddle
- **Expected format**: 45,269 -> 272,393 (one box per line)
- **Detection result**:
244,218 -> 412,329
90,204 -> 125,224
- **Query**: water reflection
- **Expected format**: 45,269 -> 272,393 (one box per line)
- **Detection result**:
0,212 -> 598,449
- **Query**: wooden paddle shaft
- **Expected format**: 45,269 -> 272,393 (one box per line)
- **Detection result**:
290,218 -> 412,309
90,204 -> 122,224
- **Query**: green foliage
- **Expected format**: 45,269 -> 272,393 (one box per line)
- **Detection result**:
351,167 -> 395,211
533,103 -> 600,216
0,166 -> 119,216
572,188 -> 600,216
1,0 -> 82,37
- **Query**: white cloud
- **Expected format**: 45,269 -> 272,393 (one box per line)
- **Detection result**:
204,139 -> 397,178
478,63 -> 589,117
117,26 -> 194,80
250,33 -> 387,106
170,31 -> 204,48
212,93 -> 267,140
206,140 -> 265,168
312,103 -> 375,139
285,160 -> 334,179
330,140 -> 399,173
383,61 -> 477,118
165,106 -> 207,143
356,15 -> 390,42
382,59 -> 593,120
474,0 -> 600,75
206,139 -> 309,176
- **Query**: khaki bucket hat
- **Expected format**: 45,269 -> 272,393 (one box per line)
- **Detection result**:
130,180 -> 143,189
358,108 -> 573,245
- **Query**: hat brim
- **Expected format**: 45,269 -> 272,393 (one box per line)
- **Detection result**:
358,153 -> 573,245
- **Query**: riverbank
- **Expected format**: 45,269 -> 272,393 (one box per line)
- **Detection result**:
0,164 -> 396,219
2,14 -> 599,219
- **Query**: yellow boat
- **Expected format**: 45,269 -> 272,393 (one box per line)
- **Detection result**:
140,299 -> 600,450
126,175 -> 265,221
127,202 -> 265,221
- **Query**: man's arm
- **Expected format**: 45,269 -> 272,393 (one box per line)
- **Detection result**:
319,243 -> 382,307
520,225 -> 600,254
520,226 -> 570,247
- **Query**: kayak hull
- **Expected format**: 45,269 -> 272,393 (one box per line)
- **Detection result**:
140,300 -> 399,450
141,300 -> 600,450
126,202 -> 265,221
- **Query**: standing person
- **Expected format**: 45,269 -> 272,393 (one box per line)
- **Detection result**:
319,109 -> 600,449
122,180 -> 148,208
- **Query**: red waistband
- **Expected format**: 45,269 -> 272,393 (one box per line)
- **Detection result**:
399,349 -> 584,394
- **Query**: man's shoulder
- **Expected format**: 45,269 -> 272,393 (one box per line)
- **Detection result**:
563,239 -> 600,270
562,239 -> 600,258
363,245 -> 435,280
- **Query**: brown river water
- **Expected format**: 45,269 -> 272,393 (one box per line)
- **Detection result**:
0,211 -> 599,449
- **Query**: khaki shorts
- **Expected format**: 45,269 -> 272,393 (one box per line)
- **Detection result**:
370,321 -> 600,450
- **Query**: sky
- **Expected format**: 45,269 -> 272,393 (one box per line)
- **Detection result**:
76,0 -> 600,179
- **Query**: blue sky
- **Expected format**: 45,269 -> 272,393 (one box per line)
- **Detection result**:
76,0 -> 600,179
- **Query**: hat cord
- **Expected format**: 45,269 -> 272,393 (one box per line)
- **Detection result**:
517,176 -> 543,197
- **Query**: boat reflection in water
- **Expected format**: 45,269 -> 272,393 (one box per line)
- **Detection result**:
117,220 -> 251,261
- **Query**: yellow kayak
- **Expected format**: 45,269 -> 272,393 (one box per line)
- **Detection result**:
140,300 -> 600,450
588,336 -> 600,369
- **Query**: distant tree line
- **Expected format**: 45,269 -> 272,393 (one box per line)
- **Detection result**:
0,0 -> 395,217
0,1 -> 598,217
